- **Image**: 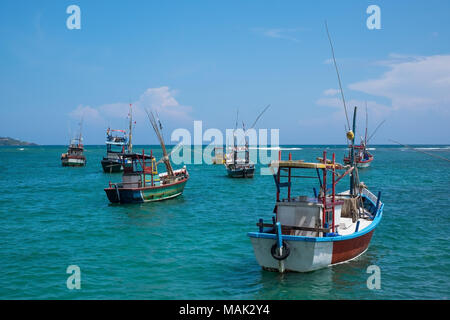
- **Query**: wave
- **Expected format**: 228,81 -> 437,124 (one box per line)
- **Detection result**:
414,147 -> 450,151
249,147 -> 302,151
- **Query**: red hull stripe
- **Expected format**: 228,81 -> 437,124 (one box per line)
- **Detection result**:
331,230 -> 374,264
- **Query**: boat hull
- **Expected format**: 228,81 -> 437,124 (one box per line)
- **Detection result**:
248,204 -> 383,273
226,165 -> 255,178
356,158 -> 373,168
61,157 -> 86,167
101,158 -> 123,173
104,178 -> 188,204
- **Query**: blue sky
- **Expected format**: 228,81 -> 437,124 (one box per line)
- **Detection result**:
0,0 -> 449,145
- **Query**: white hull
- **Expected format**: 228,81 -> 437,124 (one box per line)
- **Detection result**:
62,158 -> 86,166
356,161 -> 371,168
250,237 -> 333,272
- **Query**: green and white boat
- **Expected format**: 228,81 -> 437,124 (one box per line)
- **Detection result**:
104,110 -> 189,204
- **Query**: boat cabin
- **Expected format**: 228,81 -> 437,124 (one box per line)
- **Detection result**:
118,151 -> 159,189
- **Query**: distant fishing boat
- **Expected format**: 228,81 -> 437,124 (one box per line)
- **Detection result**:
101,129 -> 128,173
224,105 -> 270,178
248,111 -> 383,272
104,110 -> 189,204
343,104 -> 383,169
343,143 -> 373,168
61,137 -> 86,167
61,119 -> 86,167
224,143 -> 255,178
101,104 -> 134,173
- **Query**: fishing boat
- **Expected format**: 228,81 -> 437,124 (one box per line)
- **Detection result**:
224,105 -> 270,178
248,123 -> 383,273
343,143 -> 373,168
101,104 -> 134,173
225,141 -> 255,178
101,129 -> 128,173
247,152 -> 383,273
104,110 -> 189,204
61,120 -> 86,167
61,137 -> 86,167
342,104 -> 384,168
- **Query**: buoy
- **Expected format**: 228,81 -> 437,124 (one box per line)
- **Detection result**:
346,130 -> 354,140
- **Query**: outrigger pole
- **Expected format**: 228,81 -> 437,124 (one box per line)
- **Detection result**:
146,109 -> 174,177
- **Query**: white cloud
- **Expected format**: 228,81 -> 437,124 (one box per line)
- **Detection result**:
349,54 -> 450,113
323,88 -> 340,96
252,27 -> 305,42
69,105 -> 103,124
70,86 -> 192,125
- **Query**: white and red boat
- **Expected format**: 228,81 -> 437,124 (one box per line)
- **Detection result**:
61,137 -> 86,167
343,143 -> 373,168
248,146 -> 383,273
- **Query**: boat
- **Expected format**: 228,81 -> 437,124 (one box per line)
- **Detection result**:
343,143 -> 373,168
248,104 -> 383,273
248,146 -> 383,273
224,142 -> 255,178
101,129 -> 128,172
101,104 -> 134,173
343,104 -> 380,168
61,137 -> 86,167
223,105 -> 270,178
104,110 -> 189,204
61,120 -> 86,167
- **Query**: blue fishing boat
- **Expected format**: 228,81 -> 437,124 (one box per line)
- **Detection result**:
101,104 -> 133,173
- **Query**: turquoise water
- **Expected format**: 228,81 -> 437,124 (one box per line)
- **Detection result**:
0,145 -> 449,300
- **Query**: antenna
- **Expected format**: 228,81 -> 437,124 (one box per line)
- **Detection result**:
325,21 -> 351,131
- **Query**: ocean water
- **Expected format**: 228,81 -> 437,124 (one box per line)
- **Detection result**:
0,145 -> 449,300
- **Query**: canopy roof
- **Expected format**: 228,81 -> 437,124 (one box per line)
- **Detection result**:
269,160 -> 344,170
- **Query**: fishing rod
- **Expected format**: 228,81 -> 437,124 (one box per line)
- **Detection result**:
325,21 -> 351,132
367,119 -> 386,144
250,104 -> 271,130
389,139 -> 450,163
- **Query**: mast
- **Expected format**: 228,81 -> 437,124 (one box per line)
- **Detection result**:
146,110 -> 174,177
364,102 -> 368,146
128,103 -> 133,153
77,116 -> 84,147
350,106 -> 357,195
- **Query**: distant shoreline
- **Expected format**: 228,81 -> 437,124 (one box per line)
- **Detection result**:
0,137 -> 38,146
